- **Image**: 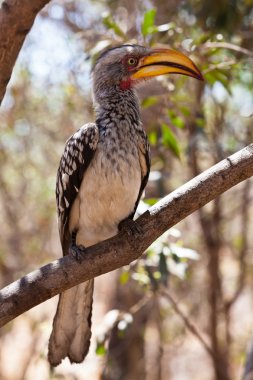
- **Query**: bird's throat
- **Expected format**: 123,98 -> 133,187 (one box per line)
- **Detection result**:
119,78 -> 132,90
95,85 -> 140,128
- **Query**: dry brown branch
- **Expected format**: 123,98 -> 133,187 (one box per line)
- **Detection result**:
203,41 -> 253,58
0,144 -> 253,328
0,0 -> 51,104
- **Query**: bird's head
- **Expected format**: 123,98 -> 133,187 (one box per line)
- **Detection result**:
92,44 -> 203,100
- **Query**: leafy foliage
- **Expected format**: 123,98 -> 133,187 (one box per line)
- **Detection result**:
141,9 -> 157,37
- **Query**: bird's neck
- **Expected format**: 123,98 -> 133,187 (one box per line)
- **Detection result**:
94,86 -> 141,131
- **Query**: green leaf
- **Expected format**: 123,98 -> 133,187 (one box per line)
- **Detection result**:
194,32 -> 212,45
148,130 -> 157,146
141,9 -> 157,37
96,342 -> 107,356
141,96 -> 158,108
233,235 -> 243,250
161,123 -> 181,158
143,198 -> 159,206
168,109 -> 185,127
196,117 -> 205,128
204,72 -> 217,86
180,106 -> 191,117
171,115 -> 185,129
103,14 -> 126,38
120,270 -> 130,285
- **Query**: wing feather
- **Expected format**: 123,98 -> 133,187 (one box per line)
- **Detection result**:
132,130 -> 150,217
56,123 -> 99,254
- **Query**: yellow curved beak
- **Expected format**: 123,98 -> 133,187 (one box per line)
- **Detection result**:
131,48 -> 203,81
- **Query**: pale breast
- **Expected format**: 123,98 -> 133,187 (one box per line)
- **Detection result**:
70,144 -> 141,247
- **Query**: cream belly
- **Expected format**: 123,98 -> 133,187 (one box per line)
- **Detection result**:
69,148 -> 141,247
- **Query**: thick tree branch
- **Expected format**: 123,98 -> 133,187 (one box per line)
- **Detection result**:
0,144 -> 253,327
0,0 -> 51,104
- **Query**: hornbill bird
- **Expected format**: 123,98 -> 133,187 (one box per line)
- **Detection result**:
48,44 -> 203,366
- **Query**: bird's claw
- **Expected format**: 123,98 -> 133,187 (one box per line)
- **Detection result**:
69,244 -> 86,263
118,218 -> 143,237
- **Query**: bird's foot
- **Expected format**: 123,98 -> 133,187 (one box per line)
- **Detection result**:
69,244 -> 87,263
118,218 -> 143,237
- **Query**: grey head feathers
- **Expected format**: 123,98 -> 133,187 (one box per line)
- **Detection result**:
92,44 -> 149,69
91,44 -> 151,104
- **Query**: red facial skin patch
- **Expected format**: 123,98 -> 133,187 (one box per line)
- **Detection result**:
119,54 -> 139,90
120,78 -> 132,90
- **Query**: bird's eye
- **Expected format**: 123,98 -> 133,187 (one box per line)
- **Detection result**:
127,57 -> 138,67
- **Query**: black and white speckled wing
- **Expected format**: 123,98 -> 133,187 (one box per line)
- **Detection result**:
133,130 -> 151,215
56,123 -> 99,254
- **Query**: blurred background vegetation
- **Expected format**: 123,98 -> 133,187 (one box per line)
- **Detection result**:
0,0 -> 253,379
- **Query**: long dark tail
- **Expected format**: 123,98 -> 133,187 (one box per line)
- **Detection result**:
48,280 -> 94,366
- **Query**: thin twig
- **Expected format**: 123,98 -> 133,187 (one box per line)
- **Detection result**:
159,289 -> 214,359
203,42 -> 253,58
203,60 -> 237,74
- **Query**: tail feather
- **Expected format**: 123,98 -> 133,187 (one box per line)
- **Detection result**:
48,280 -> 94,366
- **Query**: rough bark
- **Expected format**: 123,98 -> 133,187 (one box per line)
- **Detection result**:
0,0 -> 51,104
0,144 -> 253,327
